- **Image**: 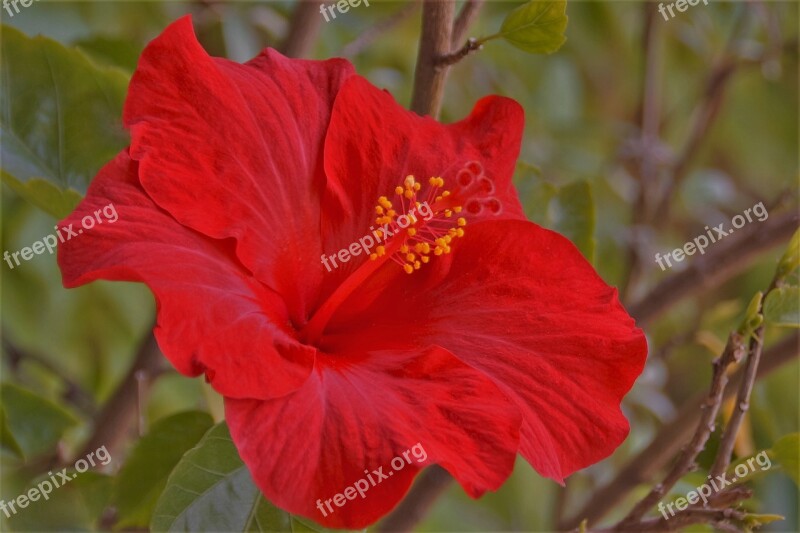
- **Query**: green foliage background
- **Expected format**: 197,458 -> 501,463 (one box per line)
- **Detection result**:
1,1 -> 798,531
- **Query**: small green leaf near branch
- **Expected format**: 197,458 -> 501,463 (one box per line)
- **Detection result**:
481,1 -> 568,55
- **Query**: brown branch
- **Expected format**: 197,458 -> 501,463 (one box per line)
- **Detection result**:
410,0 -> 456,118
629,210 -> 799,327
583,245 -> 795,530
75,327 -> 164,461
653,60 -> 736,225
559,331 -> 799,530
343,1 -> 420,58
619,1 -> 665,301
280,0 -> 324,58
377,465 -> 453,532
709,333 -> 765,479
451,0 -> 485,49
437,38 -> 482,67
599,505 -> 749,533
709,275 -> 779,478
652,7 -> 751,223
613,332 -> 747,528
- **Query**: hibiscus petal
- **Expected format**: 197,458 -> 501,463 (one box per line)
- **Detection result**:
57,151 -> 315,400
225,346 -> 521,529
323,220 -> 647,482
319,76 -> 525,297
123,16 -> 353,323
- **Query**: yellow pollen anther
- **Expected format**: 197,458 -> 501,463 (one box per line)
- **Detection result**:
368,175 -> 469,276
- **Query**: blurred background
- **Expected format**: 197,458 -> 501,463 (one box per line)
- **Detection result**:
1,1 -> 798,531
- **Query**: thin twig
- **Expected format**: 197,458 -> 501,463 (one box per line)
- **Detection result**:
558,331 -> 798,530
343,1 -> 420,58
598,506 -> 749,532
607,262 -> 790,531
377,465 -> 453,532
620,1 -> 665,301
451,0 -> 485,49
436,37 -> 482,67
280,0 -> 324,58
75,327 -> 164,461
709,280 -> 778,478
652,7 -> 750,223
613,333 -> 747,528
629,210 -> 799,327
410,0 -> 456,118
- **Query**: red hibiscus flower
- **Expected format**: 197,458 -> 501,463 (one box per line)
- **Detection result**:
58,16 -> 647,529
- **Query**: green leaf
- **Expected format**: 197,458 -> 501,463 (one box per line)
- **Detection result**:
550,180 -> 595,262
0,25 -> 129,218
0,382 -> 78,459
744,513 -> 785,528
73,472 -> 115,526
738,291 -> 765,336
522,180 -> 558,225
112,411 -> 214,529
0,405 -> 24,459
497,1 -> 568,55
151,422 -> 295,532
770,433 -> 800,485
763,287 -> 800,328
75,36 -> 142,72
776,229 -> 800,279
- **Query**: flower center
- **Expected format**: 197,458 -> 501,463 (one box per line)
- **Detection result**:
369,175 -> 466,274
300,161 -> 499,344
